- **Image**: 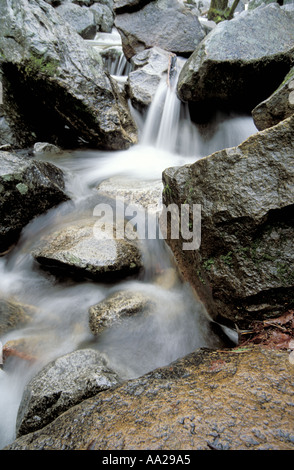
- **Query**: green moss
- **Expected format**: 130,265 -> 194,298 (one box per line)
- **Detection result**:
18,55 -> 60,79
16,183 -> 28,195
220,251 -> 233,266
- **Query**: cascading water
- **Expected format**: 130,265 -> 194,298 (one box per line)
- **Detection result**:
0,32 -> 258,449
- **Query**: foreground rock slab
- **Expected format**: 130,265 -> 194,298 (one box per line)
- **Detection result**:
5,347 -> 294,450
0,151 -> 68,252
162,114 -> 294,327
177,4 -> 294,118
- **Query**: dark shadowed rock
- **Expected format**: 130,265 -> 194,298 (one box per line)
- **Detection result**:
0,151 -> 68,252
177,4 -> 294,120
162,115 -> 294,328
16,349 -> 121,437
0,0 -> 137,150
115,0 -> 206,60
252,66 -> 294,130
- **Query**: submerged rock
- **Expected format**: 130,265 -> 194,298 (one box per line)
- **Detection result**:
32,217 -> 143,281
0,151 -> 68,252
6,346 -> 294,450
89,290 -> 154,335
0,0 -> 137,150
177,4 -> 294,119
0,297 -> 36,336
252,66 -> 294,130
16,349 -> 121,437
162,114 -> 294,327
115,0 -> 206,60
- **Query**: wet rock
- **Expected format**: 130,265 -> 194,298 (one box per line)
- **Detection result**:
115,0 -> 206,60
0,151 -> 69,252
127,47 -> 174,109
162,114 -> 294,328
96,175 -> 163,213
16,349 -> 121,437
0,298 -> 35,336
0,0 -> 137,150
32,217 -> 143,282
55,3 -> 97,39
5,346 -> 294,450
252,66 -> 294,131
89,290 -> 154,335
177,4 -> 294,120
33,142 -> 62,155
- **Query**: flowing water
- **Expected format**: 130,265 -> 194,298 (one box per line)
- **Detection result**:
0,36 -> 258,449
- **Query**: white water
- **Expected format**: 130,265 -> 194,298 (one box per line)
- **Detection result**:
0,41 -> 257,449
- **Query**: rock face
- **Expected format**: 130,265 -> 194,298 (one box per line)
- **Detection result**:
177,4 -> 294,119
0,151 -> 68,252
89,290 -> 154,335
0,0 -> 137,150
32,217 -> 143,281
16,349 -> 121,437
162,115 -> 294,328
127,47 -> 175,109
115,0 -> 206,60
252,66 -> 294,130
55,3 -> 97,39
5,346 -> 294,450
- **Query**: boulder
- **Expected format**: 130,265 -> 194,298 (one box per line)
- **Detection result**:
252,66 -> 294,130
55,3 -> 97,39
31,217 -> 143,281
177,4 -> 294,120
0,151 -> 68,252
5,346 -> 294,450
162,114 -> 294,328
90,3 -> 114,33
89,290 -> 154,335
127,47 -> 174,109
0,0 -> 137,150
114,0 -> 206,60
16,349 -> 121,437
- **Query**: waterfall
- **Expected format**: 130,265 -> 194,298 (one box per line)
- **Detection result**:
0,31 -> 258,449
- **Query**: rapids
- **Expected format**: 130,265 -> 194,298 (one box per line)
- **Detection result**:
0,32 -> 257,449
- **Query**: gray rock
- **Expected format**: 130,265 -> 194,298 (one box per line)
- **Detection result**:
90,3 -> 114,33
96,175 -> 163,212
162,114 -> 294,327
0,151 -> 68,252
16,349 -> 121,437
89,290 -> 154,335
55,3 -> 97,39
115,0 -> 206,60
127,47 -> 174,108
32,217 -> 143,281
33,142 -> 62,154
252,66 -> 294,130
177,4 -> 294,119
0,0 -> 137,150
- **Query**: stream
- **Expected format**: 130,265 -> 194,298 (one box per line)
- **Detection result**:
0,31 -> 258,449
